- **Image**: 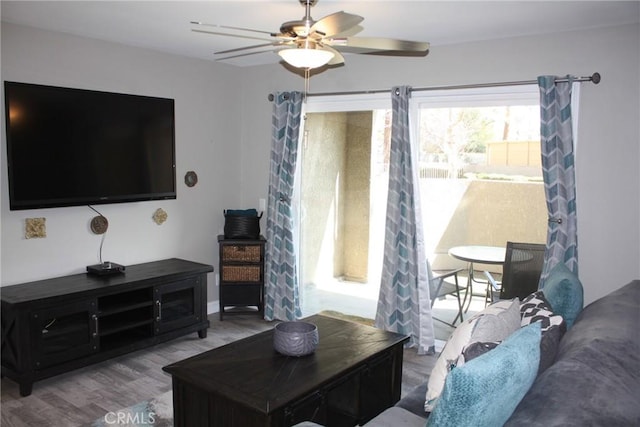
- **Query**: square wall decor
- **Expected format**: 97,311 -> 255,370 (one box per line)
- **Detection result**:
25,218 -> 46,239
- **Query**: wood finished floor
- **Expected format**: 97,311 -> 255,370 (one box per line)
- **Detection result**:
0,313 -> 437,427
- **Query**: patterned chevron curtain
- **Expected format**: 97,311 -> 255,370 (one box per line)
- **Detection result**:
374,86 -> 436,355
264,91 -> 303,321
538,76 -> 579,282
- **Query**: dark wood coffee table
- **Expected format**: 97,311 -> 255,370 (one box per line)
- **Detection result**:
163,314 -> 409,427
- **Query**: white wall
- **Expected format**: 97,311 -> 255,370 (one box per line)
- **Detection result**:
2,22 -> 639,307
238,23 -> 640,305
1,23 -> 244,303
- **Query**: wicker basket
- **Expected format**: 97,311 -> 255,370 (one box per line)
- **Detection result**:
222,265 -> 261,282
222,245 -> 261,263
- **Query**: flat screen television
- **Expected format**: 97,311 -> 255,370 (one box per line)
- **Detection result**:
4,81 -> 176,210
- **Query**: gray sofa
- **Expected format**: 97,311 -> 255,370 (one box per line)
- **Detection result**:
368,279 -> 640,426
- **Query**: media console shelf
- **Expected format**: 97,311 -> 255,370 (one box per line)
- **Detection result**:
1,258 -> 213,396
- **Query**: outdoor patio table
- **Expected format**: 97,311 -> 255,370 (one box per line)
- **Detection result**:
448,245 -> 506,311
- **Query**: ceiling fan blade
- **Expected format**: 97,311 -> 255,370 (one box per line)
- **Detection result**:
311,11 -> 363,37
215,42 -> 283,56
191,29 -> 275,43
215,49 -> 277,62
191,21 -> 274,36
329,37 -> 430,54
322,45 -> 345,66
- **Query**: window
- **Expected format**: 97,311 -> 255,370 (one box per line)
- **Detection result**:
297,85 -> 550,315
412,86 -> 547,269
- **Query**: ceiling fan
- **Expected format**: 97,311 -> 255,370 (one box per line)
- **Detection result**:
191,0 -> 430,69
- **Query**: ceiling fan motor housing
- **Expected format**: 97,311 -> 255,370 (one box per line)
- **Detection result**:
282,0 -> 320,37
280,20 -> 316,38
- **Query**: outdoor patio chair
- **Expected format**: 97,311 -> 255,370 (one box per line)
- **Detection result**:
484,241 -> 546,301
428,261 -> 465,328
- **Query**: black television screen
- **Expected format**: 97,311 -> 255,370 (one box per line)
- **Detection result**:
4,81 -> 176,210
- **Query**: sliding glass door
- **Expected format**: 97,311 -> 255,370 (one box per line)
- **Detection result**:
297,85 -> 548,317
298,95 -> 391,317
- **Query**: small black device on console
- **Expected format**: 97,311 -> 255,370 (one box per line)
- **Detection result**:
87,261 -> 125,276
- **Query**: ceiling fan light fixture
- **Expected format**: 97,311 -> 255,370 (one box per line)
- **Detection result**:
278,47 -> 334,69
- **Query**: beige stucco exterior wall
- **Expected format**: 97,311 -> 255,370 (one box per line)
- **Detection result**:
301,112 -> 372,286
430,180 -> 547,272
342,112 -> 372,282
486,140 -> 541,167
301,112 -> 347,286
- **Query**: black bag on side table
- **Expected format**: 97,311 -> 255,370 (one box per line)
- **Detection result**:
223,209 -> 262,239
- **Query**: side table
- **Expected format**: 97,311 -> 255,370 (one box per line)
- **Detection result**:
218,235 -> 266,320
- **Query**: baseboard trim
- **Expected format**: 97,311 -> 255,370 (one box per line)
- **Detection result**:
208,300 -> 220,315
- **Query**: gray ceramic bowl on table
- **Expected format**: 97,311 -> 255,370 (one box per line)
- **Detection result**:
273,321 -> 319,357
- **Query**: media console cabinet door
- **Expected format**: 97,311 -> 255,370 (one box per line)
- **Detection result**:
31,299 -> 99,370
154,277 -> 204,335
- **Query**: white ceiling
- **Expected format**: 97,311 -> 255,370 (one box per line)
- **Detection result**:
2,1 -> 639,67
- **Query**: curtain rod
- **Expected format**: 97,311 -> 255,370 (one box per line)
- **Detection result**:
298,72 -> 601,98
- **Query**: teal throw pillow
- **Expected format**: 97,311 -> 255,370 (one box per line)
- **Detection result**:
425,299 -> 521,411
542,263 -> 583,328
426,322 -> 541,427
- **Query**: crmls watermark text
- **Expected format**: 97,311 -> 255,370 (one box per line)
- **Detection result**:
103,411 -> 156,425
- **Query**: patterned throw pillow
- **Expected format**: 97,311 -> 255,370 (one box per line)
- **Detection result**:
521,291 -> 564,331
425,298 -> 521,411
456,341 -> 501,367
520,290 -> 566,372
452,292 -> 566,377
